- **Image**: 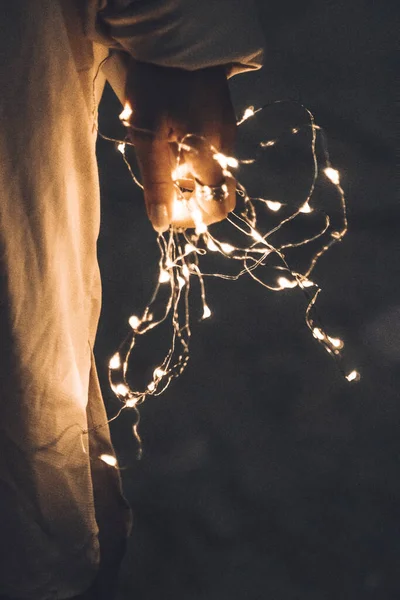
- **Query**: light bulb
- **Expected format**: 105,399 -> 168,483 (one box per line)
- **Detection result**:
109,353 -> 121,370
324,167 -> 340,185
129,315 -> 140,330
100,454 -> 118,467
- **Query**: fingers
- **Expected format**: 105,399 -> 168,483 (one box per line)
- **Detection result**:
130,132 -> 176,233
124,61 -> 237,232
185,130 -> 237,212
130,128 -> 236,233
182,136 -> 228,221
182,135 -> 224,185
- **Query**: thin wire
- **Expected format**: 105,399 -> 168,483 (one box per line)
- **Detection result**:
91,97 -> 359,457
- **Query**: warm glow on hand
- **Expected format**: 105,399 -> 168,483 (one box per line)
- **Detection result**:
123,60 -> 236,233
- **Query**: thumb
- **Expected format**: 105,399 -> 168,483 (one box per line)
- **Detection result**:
131,132 -> 176,233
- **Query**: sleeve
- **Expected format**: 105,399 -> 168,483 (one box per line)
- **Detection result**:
86,0 -> 264,76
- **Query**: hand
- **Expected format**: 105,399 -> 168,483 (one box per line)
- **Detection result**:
124,60 -> 236,232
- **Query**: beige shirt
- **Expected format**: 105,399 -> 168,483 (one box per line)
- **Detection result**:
0,1 -> 263,598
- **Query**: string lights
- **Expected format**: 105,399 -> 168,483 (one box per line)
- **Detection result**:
99,99 -> 360,459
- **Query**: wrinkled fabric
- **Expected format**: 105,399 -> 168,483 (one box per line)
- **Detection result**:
0,3 -> 128,598
0,1 -> 263,598
87,0 -> 264,76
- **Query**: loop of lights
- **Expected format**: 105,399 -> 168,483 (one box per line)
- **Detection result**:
99,101 -> 360,462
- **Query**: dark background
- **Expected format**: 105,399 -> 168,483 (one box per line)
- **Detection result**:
95,1 -> 398,598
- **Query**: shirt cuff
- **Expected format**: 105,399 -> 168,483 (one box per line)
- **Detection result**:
89,0 -> 264,76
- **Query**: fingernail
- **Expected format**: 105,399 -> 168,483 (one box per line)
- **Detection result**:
149,203 -> 169,233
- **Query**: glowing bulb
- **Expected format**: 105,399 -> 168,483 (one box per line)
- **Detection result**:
346,370 -> 360,382
129,315 -> 140,330
312,327 -> 325,340
251,229 -> 264,243
195,222 -> 208,235
260,140 -> 276,148
100,454 -> 118,467
109,353 -> 121,370
117,142 -> 126,155
327,336 -> 344,349
172,163 -> 190,180
159,269 -> 171,283
324,167 -> 340,185
292,127 -> 299,134
147,381 -> 156,392
278,277 -> 297,289
178,276 -> 185,289
207,238 -> 219,251
179,142 -> 192,152
202,305 -> 212,319
220,243 -> 234,254
185,243 -> 196,255
239,106 -> 255,123
299,202 -> 312,213
125,398 -> 138,408
119,102 -> 133,123
301,279 -> 315,288
172,197 -> 187,221
112,383 -> 130,397
182,264 -> 190,279
265,200 -> 283,212
190,207 -> 208,235
213,153 -> 239,170
153,367 -> 166,379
